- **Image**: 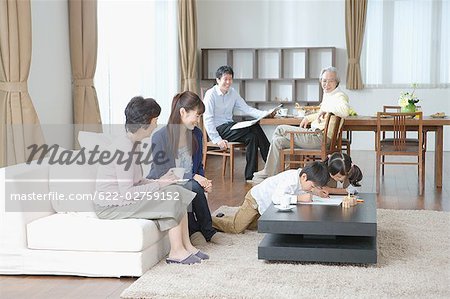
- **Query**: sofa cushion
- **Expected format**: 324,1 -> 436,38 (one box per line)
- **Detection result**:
27,214 -> 165,252
48,150 -> 98,216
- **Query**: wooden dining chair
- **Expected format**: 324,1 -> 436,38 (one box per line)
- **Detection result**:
381,105 -> 426,175
375,111 -> 425,195
199,88 -> 246,182
279,113 -> 344,171
341,130 -> 352,156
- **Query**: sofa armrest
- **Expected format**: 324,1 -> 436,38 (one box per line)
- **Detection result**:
1,161 -> 54,250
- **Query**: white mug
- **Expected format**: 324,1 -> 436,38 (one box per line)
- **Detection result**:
279,196 -> 291,209
277,108 -> 288,117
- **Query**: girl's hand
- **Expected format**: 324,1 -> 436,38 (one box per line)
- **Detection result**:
203,180 -> 213,193
194,174 -> 213,192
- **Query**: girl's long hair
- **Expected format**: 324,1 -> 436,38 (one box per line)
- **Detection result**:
323,152 -> 363,187
167,91 -> 205,158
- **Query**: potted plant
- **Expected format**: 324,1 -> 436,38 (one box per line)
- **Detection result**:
398,84 -> 420,113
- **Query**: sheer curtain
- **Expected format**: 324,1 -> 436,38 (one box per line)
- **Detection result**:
361,0 -> 449,87
95,0 -> 178,125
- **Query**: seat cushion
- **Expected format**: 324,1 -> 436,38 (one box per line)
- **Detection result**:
27,214 -> 165,252
380,144 -> 422,152
381,138 -> 419,143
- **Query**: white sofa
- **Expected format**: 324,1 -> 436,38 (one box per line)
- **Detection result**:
0,139 -> 169,277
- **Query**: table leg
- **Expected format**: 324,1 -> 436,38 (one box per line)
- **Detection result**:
435,127 -> 443,188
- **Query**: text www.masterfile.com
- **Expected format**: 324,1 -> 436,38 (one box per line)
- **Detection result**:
9,191 -> 181,202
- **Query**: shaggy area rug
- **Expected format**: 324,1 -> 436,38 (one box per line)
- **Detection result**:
121,209 -> 450,299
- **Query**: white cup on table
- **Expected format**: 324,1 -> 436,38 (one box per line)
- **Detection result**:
277,108 -> 288,117
279,196 -> 291,209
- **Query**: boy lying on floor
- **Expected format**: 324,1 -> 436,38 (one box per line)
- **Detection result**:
212,161 -> 330,234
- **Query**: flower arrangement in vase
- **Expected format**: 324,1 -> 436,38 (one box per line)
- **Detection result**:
398,84 -> 420,113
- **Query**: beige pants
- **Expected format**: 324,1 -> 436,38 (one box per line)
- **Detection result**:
261,125 -> 323,177
212,190 -> 260,234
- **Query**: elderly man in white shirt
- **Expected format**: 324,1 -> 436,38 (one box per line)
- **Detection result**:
203,65 -> 274,181
253,66 -> 350,183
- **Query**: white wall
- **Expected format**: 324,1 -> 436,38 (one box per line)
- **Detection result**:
28,0 -> 73,148
197,0 -> 450,151
29,0 -> 72,125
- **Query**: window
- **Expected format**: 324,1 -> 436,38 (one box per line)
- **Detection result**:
95,0 -> 179,124
361,0 -> 449,87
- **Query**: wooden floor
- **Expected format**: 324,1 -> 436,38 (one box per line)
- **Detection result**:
1,150 -> 449,299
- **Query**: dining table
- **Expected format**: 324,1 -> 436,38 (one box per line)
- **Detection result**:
260,115 -> 450,188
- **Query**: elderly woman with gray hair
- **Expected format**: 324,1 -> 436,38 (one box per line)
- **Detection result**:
251,66 -> 350,184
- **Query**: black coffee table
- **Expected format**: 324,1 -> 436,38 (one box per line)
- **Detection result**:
258,193 -> 377,264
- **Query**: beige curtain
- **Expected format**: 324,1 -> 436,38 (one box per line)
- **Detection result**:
345,0 -> 367,90
0,0 -> 44,167
68,0 -> 102,134
178,0 -> 198,93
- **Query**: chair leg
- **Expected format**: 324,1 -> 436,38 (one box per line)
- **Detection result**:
376,153 -> 381,194
202,152 -> 207,169
419,153 -> 425,195
347,144 -> 351,156
381,155 -> 385,176
230,147 -> 234,182
280,153 -> 285,172
418,161 -> 423,195
222,156 -> 227,177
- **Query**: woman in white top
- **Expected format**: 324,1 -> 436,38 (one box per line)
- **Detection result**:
95,96 -> 208,265
212,161 -> 330,234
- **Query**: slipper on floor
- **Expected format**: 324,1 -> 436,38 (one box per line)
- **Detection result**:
166,254 -> 201,265
194,250 -> 209,260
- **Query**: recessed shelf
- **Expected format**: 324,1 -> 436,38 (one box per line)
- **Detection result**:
283,49 -> 306,79
270,81 -> 293,102
296,81 -> 321,102
258,49 -> 280,79
206,50 -> 228,79
233,50 -> 254,79
308,48 -> 334,78
245,81 -> 267,102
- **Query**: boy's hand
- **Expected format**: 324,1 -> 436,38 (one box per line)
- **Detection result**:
313,187 -> 329,198
297,193 -> 312,202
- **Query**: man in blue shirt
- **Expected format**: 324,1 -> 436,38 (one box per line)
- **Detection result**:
203,66 -> 273,181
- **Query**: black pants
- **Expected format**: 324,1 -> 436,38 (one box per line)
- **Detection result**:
216,122 -> 270,180
186,180 -> 216,241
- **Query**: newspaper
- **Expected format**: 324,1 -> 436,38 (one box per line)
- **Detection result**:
230,104 -> 282,130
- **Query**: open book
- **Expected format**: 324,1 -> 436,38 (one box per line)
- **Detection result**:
230,104 -> 283,130
299,195 -> 344,206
